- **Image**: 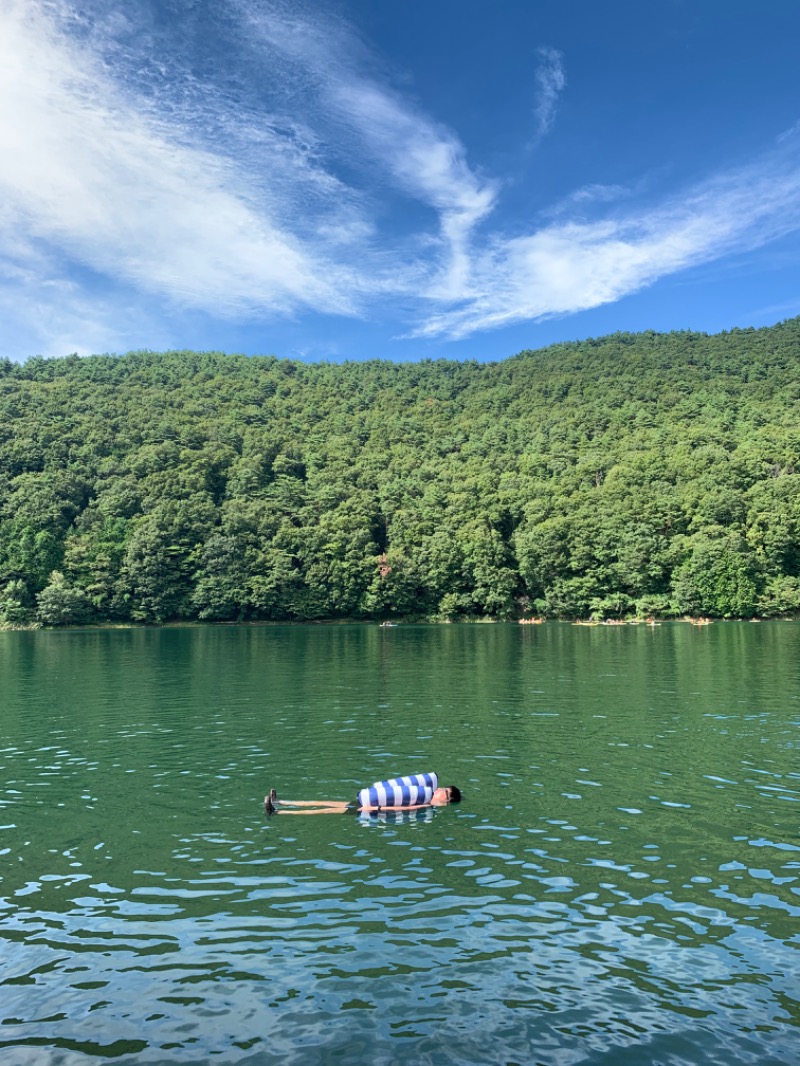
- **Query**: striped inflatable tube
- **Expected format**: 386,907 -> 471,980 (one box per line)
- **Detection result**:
357,772 -> 438,809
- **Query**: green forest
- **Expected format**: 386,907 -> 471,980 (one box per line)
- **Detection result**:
2,317 -> 800,626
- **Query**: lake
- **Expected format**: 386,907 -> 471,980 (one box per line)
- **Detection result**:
0,622 -> 798,1065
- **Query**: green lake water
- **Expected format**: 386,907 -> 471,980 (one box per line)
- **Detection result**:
0,622 -> 798,1065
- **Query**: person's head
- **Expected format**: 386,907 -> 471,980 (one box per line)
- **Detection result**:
432,785 -> 462,805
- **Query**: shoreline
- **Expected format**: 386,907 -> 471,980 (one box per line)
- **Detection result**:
2,614 -> 797,633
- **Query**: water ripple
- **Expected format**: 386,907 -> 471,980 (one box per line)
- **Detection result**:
1,624 -> 799,1064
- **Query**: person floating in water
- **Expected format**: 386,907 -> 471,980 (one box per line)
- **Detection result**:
264,771 -> 461,815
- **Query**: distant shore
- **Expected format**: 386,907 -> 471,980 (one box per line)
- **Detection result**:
2,614 -> 796,633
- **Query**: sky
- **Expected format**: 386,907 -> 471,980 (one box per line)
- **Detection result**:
2,0 -> 800,363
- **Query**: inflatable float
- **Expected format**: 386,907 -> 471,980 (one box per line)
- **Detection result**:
357,771 -> 438,809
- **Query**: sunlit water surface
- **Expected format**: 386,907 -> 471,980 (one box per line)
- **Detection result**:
0,622 -> 798,1065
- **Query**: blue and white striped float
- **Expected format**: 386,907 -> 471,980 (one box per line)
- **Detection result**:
357,772 -> 438,809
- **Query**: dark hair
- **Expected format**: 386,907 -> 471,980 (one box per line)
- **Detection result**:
447,785 -> 462,803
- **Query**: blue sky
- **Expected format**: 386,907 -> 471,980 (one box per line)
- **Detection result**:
2,0 -> 800,362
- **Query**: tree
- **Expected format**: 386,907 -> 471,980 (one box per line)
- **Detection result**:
0,579 -> 34,625
36,571 -> 91,625
671,533 -> 761,618
0,318 -> 799,624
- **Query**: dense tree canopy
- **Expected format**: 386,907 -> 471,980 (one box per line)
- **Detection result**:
2,318 -> 800,625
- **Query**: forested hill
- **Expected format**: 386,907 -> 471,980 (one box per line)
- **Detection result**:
2,318 -> 800,626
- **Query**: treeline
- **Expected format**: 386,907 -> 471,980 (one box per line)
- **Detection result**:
1,318 -> 800,626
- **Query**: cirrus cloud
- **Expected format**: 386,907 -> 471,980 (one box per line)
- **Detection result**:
0,0 -> 799,357
414,153 -> 800,338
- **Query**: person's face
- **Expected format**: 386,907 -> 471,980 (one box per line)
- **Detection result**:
431,787 -> 451,805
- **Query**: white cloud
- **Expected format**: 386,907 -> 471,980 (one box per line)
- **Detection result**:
329,81 -> 496,299
0,0 -> 497,354
748,297 -> 800,323
414,155 -> 800,339
235,0 -> 497,299
1,0 -> 800,358
539,182 -> 636,222
777,120 -> 800,144
566,184 -> 633,206
0,0 -> 372,355
533,47 -> 566,142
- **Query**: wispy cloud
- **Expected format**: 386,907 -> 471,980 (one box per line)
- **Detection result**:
532,47 -> 566,143
777,120 -> 800,144
1,0 -> 800,358
414,152 -> 800,339
0,0 -> 496,354
746,297 -> 800,324
235,0 -> 497,298
561,183 -> 633,208
0,0 -> 376,355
